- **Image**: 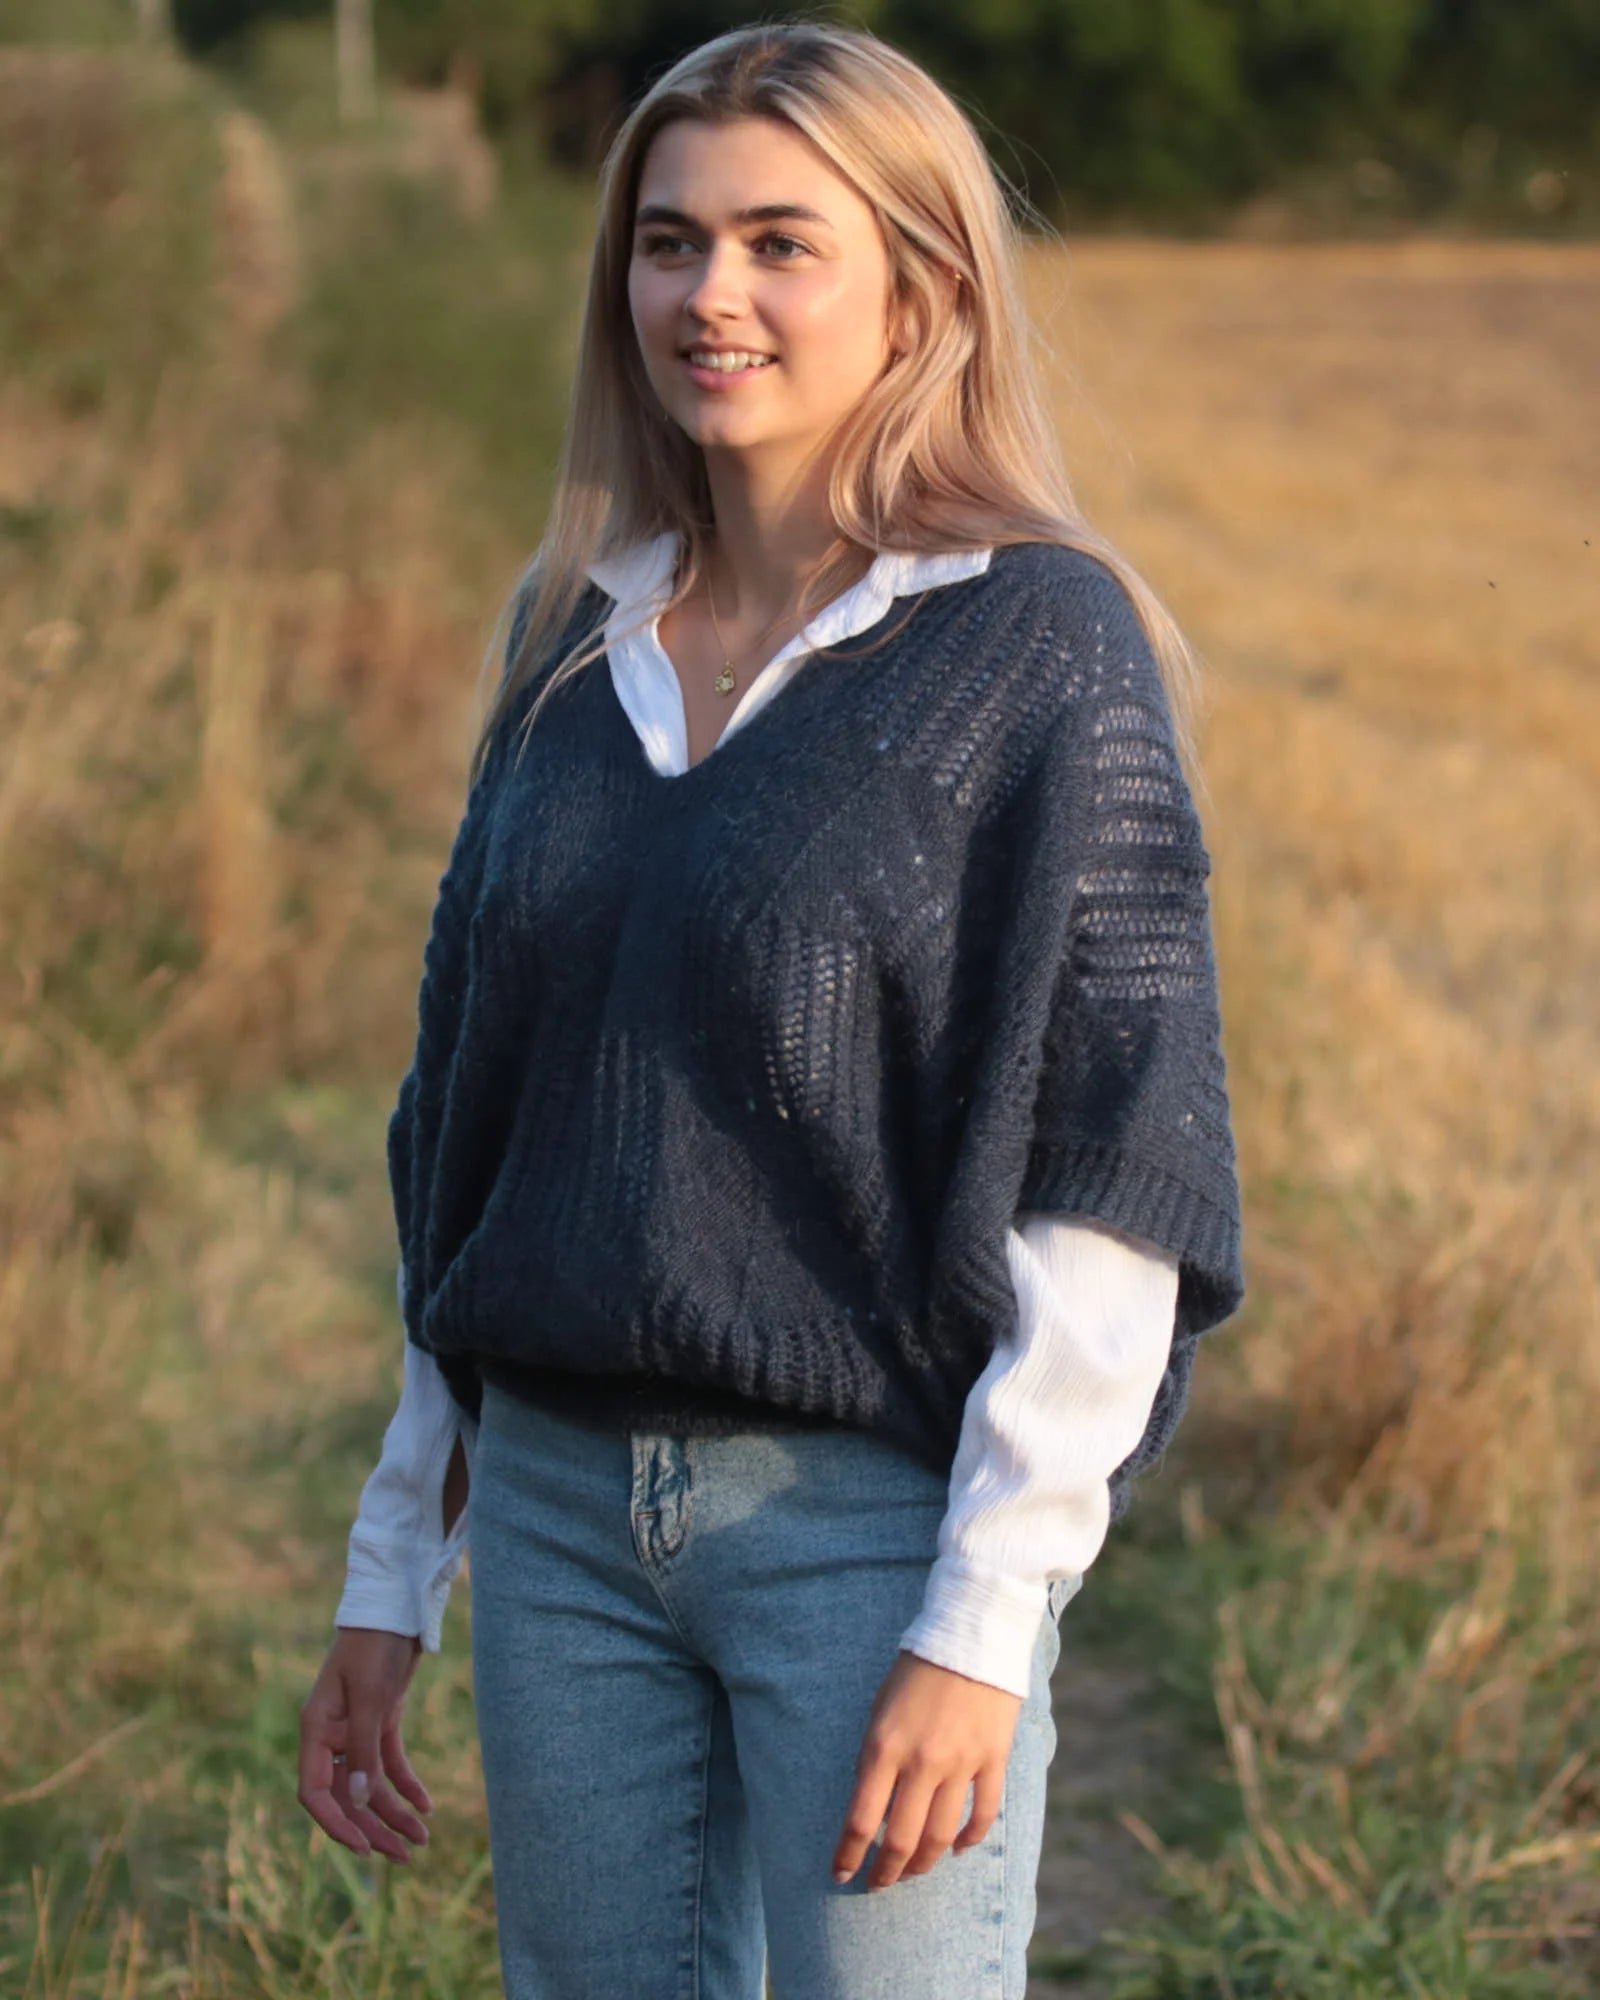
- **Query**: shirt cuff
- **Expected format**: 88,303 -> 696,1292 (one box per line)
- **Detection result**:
896,1554 -> 1061,1700
335,1522 -> 468,1655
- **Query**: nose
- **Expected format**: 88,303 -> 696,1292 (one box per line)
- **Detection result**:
681,236 -> 751,323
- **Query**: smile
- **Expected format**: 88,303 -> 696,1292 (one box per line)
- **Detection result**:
682,351 -> 777,388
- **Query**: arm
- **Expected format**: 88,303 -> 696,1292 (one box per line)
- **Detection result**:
334,1267 -> 480,1655
1014,566 -> 1244,1464
307,588 -> 542,1868
894,1210 -> 1179,1699
832,1208 -> 1179,1887
836,565 -> 1241,1887
340,585 -> 595,1647
391,586 -> 543,1392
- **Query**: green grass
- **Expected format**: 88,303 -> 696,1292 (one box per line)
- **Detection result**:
1062,1478 -> 1600,1999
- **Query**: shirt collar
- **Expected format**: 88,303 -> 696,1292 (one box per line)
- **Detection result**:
585,530 -> 991,651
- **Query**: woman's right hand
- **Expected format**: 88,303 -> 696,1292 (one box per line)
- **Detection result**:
298,1628 -> 435,1862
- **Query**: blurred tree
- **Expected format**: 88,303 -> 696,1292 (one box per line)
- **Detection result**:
175,0 -> 325,60
1408,0 -> 1600,144
525,0 -> 850,164
144,0 -> 1598,224
878,0 -> 1256,218
1236,0 -> 1429,159
379,0 -> 606,132
336,0 -> 376,118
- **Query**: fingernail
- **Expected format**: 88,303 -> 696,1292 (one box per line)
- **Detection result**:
832,1866 -> 851,1884
350,1770 -> 370,1808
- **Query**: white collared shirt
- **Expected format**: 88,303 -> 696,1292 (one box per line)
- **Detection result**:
336,532 -> 1179,1700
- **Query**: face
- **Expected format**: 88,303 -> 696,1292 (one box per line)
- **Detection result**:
627,115 -> 900,464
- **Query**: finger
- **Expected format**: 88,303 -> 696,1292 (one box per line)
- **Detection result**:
951,1761 -> 1004,1853
365,1758 -> 431,1851
298,1717 -> 373,1857
339,1773 -> 410,1864
346,1718 -> 424,1863
379,1714 -> 434,1817
868,1765 -> 941,1891
832,1747 -> 899,1885
901,1773 -> 972,1877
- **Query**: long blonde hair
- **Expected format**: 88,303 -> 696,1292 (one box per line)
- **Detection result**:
471,17 -> 1205,787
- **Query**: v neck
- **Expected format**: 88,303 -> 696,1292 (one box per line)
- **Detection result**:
589,532 -> 994,782
597,593 -> 858,789
651,598 -> 805,775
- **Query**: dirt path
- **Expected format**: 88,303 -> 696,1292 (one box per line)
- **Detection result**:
1030,1653 -> 1178,1992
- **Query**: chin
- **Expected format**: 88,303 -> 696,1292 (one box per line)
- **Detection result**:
679,413 -> 774,445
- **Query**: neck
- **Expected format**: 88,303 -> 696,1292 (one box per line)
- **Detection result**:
695,449 -> 865,627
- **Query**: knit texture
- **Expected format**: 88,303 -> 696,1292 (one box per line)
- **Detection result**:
389,541 -> 1245,1516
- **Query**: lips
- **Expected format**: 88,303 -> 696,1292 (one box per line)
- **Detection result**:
681,350 -> 778,385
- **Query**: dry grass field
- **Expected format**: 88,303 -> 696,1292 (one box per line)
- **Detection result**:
1025,237 -> 1600,1991
1,41 -> 1595,1997
1036,233 -> 1599,1544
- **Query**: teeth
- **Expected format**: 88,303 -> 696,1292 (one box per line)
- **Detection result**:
688,350 -> 773,372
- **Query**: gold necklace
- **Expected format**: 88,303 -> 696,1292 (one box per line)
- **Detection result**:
703,569 -> 805,699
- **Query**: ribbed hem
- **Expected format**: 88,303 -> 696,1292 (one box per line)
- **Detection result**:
1020,1138 -> 1243,1333
478,1358 -> 854,1441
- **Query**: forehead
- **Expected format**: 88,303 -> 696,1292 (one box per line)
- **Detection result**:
634,115 -> 874,231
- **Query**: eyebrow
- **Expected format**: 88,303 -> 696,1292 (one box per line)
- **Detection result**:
634,202 -> 835,232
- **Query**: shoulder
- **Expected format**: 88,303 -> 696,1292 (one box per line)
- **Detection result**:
473,577 -> 608,788
503,573 -> 610,671
969,541 -> 1157,677
974,540 -> 1169,733
492,578 -> 610,739
985,540 -> 1148,638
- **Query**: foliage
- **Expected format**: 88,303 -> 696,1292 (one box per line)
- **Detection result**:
155,0 -> 1600,229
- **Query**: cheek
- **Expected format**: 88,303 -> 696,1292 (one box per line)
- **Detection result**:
628,267 -> 669,344
784,272 -> 889,377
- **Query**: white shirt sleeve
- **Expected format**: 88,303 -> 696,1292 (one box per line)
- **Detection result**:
895,1212 -> 1180,1699
334,1263 -> 478,1654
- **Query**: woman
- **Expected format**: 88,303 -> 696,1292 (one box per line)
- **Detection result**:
299,21 -> 1244,1997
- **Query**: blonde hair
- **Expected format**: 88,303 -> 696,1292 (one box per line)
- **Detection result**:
471,16 -> 1205,787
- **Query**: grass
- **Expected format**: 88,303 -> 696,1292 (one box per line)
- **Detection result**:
1021,232 -> 1600,1993
1,28 -> 1596,1999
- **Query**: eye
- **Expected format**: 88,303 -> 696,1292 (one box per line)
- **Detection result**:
636,231 -> 811,260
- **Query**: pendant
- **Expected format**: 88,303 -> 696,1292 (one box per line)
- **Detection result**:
714,666 -> 737,696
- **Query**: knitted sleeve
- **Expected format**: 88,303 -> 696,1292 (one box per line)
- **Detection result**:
1016,566 -> 1245,1504
388,591 -> 533,1406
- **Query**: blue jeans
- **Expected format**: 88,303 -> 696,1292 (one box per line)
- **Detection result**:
468,1378 -> 1081,1999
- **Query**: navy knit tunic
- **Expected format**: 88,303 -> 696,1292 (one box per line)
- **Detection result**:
390,539 -> 1245,1516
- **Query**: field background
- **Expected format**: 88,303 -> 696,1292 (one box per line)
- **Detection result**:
1,18 -> 1595,1999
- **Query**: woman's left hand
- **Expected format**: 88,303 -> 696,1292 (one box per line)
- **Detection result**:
832,1648 -> 1024,1891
